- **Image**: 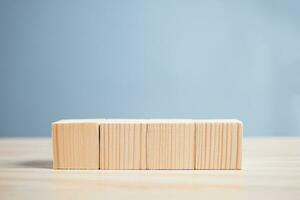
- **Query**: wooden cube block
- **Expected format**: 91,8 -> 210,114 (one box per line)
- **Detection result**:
52,119 -> 243,170
100,120 -> 147,169
147,120 -> 195,169
195,120 -> 243,169
52,120 -> 100,169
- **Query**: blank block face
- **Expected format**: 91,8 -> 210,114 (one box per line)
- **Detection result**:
52,119 -> 243,170
100,123 -> 147,169
52,122 -> 99,169
147,123 -> 195,169
195,121 -> 243,169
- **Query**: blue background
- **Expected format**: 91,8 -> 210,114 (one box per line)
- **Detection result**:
1,0 -> 300,137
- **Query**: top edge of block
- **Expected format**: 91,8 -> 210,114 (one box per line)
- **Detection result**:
52,119 -> 148,124
52,119 -> 106,124
146,119 -> 195,124
193,119 -> 243,124
52,119 -> 243,125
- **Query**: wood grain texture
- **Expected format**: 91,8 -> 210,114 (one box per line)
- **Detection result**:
100,122 -> 147,169
147,122 -> 195,169
1,138 -> 300,200
195,121 -> 243,169
52,119 -> 242,170
52,122 -> 99,169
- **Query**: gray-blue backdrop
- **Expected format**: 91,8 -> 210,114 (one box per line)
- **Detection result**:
1,0 -> 300,137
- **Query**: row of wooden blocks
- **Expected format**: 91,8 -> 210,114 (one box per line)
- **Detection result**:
52,119 -> 243,170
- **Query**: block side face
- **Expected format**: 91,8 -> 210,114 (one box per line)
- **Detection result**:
78,123 -> 99,169
236,123 -> 243,169
52,124 -> 59,169
195,122 -> 241,170
99,124 -> 104,169
100,123 -> 147,169
147,123 -> 195,169
53,123 -> 99,169
195,123 -> 204,169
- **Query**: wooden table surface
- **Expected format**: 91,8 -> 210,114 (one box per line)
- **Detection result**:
0,137 -> 299,200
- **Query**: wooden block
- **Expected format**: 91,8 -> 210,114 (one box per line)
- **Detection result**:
100,120 -> 147,169
195,120 -> 243,169
52,119 -> 243,170
52,120 -> 100,169
147,120 -> 195,169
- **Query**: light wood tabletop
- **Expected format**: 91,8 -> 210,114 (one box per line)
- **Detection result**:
0,137 -> 299,200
